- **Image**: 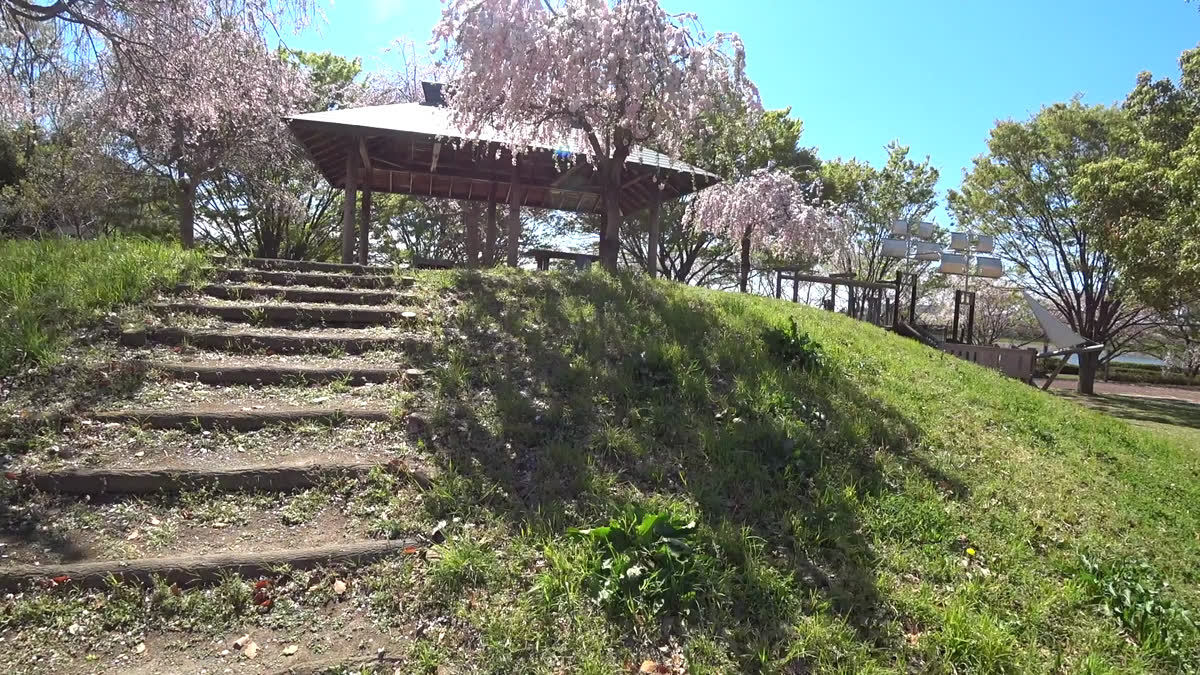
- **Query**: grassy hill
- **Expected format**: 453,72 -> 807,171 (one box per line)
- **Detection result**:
0,243 -> 1197,673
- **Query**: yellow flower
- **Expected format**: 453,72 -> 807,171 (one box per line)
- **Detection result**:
966,547 -> 976,556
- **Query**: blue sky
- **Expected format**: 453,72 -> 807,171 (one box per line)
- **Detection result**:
290,0 -> 1200,223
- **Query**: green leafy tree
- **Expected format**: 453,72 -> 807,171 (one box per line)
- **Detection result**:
949,101 -> 1151,395
200,50 -> 363,261
1075,46 -> 1200,311
821,142 -> 939,283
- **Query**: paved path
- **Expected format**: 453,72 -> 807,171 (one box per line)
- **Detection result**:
1036,378 -> 1200,404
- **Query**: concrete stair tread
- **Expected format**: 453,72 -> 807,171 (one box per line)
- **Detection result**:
146,359 -> 429,386
189,283 -> 412,306
213,267 -> 405,289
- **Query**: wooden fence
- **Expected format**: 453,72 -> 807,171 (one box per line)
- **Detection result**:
940,343 -> 1037,383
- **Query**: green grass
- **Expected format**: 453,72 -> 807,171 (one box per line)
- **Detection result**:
401,268 -> 1200,673
0,237 -> 207,373
1055,391 -> 1200,450
5,266 -> 1200,673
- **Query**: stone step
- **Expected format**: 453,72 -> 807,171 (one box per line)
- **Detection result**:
149,360 -> 426,386
221,256 -> 398,275
190,284 -> 409,306
150,302 -> 419,327
121,326 -> 428,355
89,406 -> 397,431
0,539 -> 420,590
11,458 -> 431,495
214,268 -> 405,289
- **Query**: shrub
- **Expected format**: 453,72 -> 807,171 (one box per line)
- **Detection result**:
571,510 -> 699,623
763,317 -> 824,371
1078,556 -> 1199,669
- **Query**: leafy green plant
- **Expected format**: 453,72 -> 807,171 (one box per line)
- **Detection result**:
570,510 -> 699,622
763,317 -> 823,371
1078,556 -> 1199,669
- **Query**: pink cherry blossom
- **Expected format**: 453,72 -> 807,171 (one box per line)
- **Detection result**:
431,0 -> 759,268
688,168 -> 842,291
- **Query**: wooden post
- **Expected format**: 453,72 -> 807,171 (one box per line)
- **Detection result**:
792,275 -> 799,303
485,185 -> 499,267
892,272 -> 903,328
952,290 -> 963,342
774,271 -> 782,299
646,188 -> 661,278
464,205 -> 481,268
506,181 -> 525,268
964,291 -> 976,345
358,188 -> 372,266
341,149 -> 357,265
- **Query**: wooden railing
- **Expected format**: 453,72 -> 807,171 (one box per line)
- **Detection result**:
940,343 -> 1037,383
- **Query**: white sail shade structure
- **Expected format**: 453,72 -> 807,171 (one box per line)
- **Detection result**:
939,252 -> 967,275
975,256 -> 1003,278
891,219 -> 935,239
914,241 -> 942,261
949,232 -> 970,252
1021,291 -> 1089,349
882,238 -> 909,259
974,234 -> 995,253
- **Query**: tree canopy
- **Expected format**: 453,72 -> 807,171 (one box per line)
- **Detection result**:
1075,46 -> 1200,310
431,0 -> 758,268
949,101 -> 1149,394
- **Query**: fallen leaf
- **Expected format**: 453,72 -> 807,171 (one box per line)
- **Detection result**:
126,530 -> 140,541
333,579 -> 347,595
148,517 -> 161,526
233,634 -> 250,650
4,472 -> 17,480
254,579 -> 272,590
403,546 -> 419,555
244,641 -> 258,659
133,642 -> 146,654
639,661 -> 659,673
282,645 -> 298,657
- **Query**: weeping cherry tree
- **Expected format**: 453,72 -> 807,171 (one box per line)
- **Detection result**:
431,0 -> 758,269
689,168 -> 840,293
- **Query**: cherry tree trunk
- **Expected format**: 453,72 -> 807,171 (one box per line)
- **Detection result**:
1077,350 -> 1100,395
739,234 -> 751,293
177,180 -> 196,249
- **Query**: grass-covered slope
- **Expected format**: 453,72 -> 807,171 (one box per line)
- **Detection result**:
417,270 -> 1199,673
1,264 -> 1197,673
0,238 -> 206,373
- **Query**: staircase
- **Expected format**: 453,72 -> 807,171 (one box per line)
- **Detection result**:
1,257 -> 442,670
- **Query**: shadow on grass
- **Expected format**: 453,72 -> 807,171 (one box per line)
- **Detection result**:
414,269 -> 966,665
1060,392 -> 1200,431
0,355 -> 154,563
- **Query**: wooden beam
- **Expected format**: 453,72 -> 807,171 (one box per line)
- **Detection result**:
358,188 -> 372,266
507,164 -> 524,267
464,204 -> 481,268
358,137 -> 372,172
647,183 -> 662,279
341,148 -> 357,264
485,183 -> 499,267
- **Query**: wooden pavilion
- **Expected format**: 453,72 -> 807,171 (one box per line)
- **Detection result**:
285,85 -> 720,269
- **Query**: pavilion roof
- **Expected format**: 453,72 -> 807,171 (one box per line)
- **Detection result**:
285,103 -> 719,215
